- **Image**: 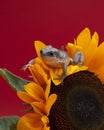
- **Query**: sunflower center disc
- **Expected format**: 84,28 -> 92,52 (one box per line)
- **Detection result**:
50,71 -> 104,130
66,87 -> 103,129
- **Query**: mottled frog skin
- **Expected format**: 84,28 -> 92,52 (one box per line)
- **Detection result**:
40,45 -> 84,81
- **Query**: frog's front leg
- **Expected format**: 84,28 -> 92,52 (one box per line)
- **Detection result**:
22,59 -> 35,70
54,62 -> 67,84
58,62 -> 67,84
73,51 -> 84,66
62,62 -> 67,79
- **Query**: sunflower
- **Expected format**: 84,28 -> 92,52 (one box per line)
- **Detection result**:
17,28 -> 104,130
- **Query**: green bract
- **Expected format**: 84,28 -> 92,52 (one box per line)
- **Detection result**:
0,116 -> 19,130
0,68 -> 29,92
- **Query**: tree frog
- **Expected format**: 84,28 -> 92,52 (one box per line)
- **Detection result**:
40,45 -> 84,81
23,45 -> 84,82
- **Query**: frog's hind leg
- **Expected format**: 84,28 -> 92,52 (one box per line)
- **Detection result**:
73,51 -> 84,66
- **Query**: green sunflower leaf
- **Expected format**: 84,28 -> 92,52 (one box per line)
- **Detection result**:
0,68 -> 29,92
0,116 -> 19,130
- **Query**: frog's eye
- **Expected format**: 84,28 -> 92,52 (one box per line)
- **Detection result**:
47,51 -> 54,56
40,50 -> 43,54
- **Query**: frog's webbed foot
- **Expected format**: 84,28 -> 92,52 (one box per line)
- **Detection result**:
73,51 -> 84,66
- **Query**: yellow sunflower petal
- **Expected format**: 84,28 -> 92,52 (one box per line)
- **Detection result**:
17,113 -> 43,130
34,41 -> 46,57
29,66 -> 41,86
67,65 -> 79,75
46,94 -> 57,115
87,42 -> 104,71
67,65 -> 88,76
65,43 -> 82,58
41,115 -> 49,126
77,28 -> 91,49
92,31 -> 99,45
17,92 -> 35,104
31,102 -> 46,115
29,64 -> 48,89
41,126 -> 50,130
24,82 -> 45,101
49,67 -> 63,85
34,63 -> 49,83
83,32 -> 98,65
35,57 -> 50,72
45,79 -> 51,100
42,126 -> 50,130
94,65 -> 104,83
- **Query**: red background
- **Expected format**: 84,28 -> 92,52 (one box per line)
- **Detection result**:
0,0 -> 104,116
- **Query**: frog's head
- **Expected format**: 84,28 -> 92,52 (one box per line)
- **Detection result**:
40,45 -> 58,58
